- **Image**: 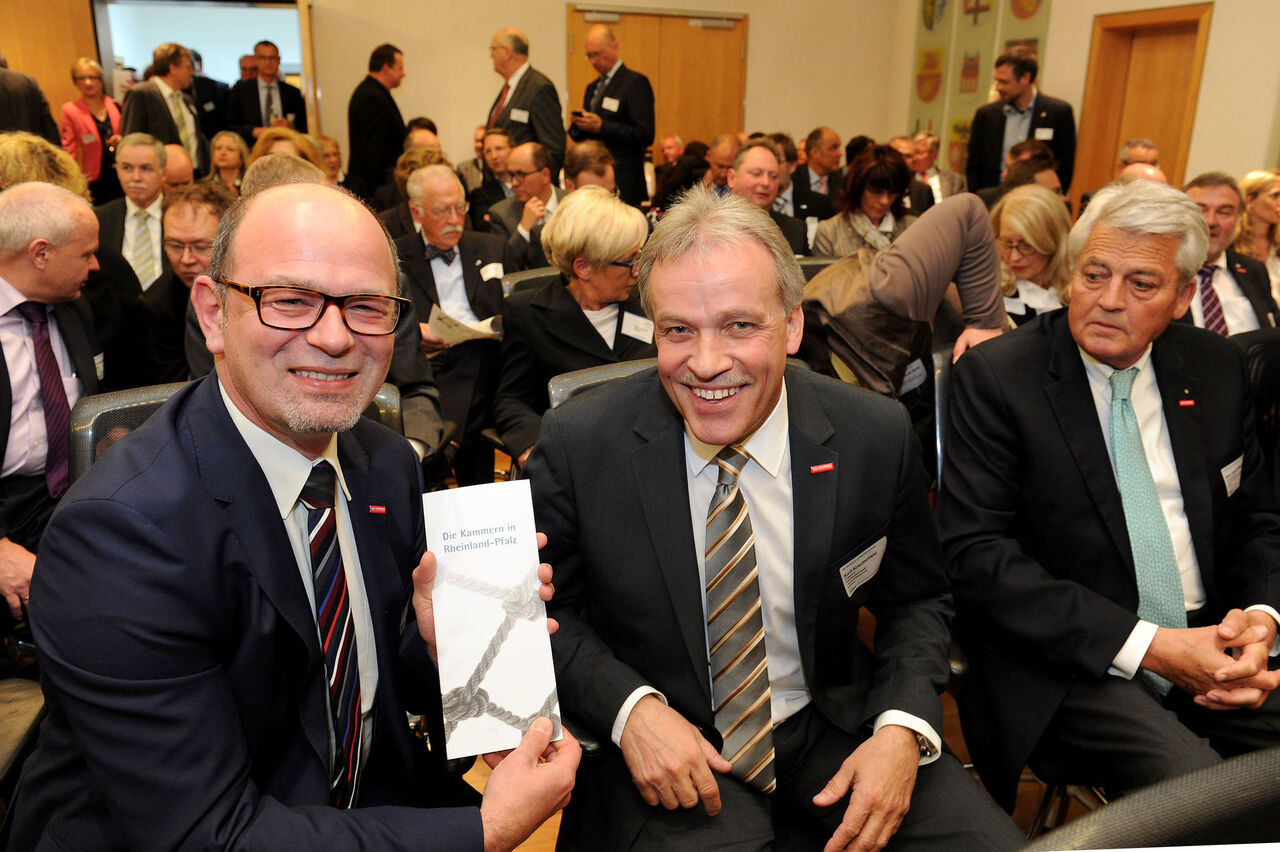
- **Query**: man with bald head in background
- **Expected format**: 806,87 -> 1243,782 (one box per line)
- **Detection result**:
568,25 -> 654,207
487,27 -> 565,183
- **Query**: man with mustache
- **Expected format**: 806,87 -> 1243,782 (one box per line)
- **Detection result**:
398,165 -> 514,485
94,132 -> 167,289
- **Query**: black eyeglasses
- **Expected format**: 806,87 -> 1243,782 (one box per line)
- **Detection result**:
221,280 -> 409,336
608,256 -> 639,271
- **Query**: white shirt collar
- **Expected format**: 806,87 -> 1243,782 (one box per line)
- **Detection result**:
217,375 -> 351,519
125,195 -> 163,219
1079,342 -> 1154,386
684,383 -> 789,480
506,62 -> 530,90
153,76 -> 177,100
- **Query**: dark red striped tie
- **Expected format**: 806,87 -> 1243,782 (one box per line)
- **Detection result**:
15,302 -> 70,498
1198,265 -> 1228,336
299,461 -> 363,807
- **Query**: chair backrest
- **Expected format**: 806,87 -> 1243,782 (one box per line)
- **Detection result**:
798,255 -> 836,282
548,359 -> 658,410
68,382 -> 404,485
932,345 -> 953,488
501,266 -> 560,298
1022,747 -> 1280,850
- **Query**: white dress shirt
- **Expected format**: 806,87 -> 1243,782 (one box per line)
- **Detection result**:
1189,253 -> 1263,334
0,276 -> 83,477
611,387 -> 941,764
257,77 -> 283,125
220,380 -> 379,757
1079,346 -> 1280,676
428,242 -> 482,326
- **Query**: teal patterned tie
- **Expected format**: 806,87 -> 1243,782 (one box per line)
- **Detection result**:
1109,367 -> 1186,696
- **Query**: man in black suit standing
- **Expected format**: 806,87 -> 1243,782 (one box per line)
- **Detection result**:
526,187 -> 1020,849
398,165 -> 515,485
1182,172 -> 1278,334
567,25 -> 654,208
0,183 -> 101,623
486,28 -> 564,184
966,48 -> 1075,194
0,59 -> 59,144
728,139 -> 809,256
186,50 -> 229,142
940,180 -> 1280,811
347,43 -> 406,199
121,43 -> 208,176
227,40 -> 306,146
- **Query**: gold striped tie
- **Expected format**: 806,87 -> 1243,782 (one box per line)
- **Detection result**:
169,91 -> 194,156
130,209 -> 155,285
706,444 -> 775,794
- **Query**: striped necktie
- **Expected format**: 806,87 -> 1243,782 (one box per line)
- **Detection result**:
130,209 -> 156,286
14,302 -> 70,498
299,461 -> 364,807
706,445 -> 775,794
168,90 -> 193,155
1109,367 -> 1186,696
1198,265 -> 1228,336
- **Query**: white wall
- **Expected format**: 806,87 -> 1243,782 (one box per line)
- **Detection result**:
1040,0 -> 1280,179
106,2 -> 301,87
308,0 -> 917,166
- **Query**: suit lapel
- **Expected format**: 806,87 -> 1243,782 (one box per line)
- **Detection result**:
52,302 -> 99,394
533,280 -> 617,362
457,236 -> 486,312
402,236 -> 441,308
631,394 -> 713,711
187,376 -> 330,770
785,372 -> 837,685
1227,250 -> 1277,329
1151,336 -> 1214,577
1043,317 -> 1134,571
503,72 -> 532,122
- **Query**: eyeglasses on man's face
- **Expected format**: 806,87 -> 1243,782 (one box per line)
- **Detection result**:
220,280 -> 408,335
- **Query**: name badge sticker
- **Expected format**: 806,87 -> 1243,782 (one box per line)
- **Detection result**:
480,262 -> 504,281
602,96 -> 620,112
93,352 -> 105,381
1034,127 -> 1054,140
81,132 -> 97,145
838,537 -> 886,598
1222,455 -> 1243,497
509,108 -> 530,123
621,311 -> 654,343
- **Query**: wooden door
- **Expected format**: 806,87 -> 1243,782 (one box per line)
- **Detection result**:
1072,4 -> 1212,213
566,7 -> 747,161
0,0 -> 98,126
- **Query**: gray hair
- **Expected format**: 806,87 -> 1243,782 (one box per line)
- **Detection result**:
636,185 -> 804,317
405,164 -> 461,201
118,132 -> 166,168
0,182 -> 93,257
732,138 -> 782,171
1069,180 -> 1208,289
1118,138 -> 1159,165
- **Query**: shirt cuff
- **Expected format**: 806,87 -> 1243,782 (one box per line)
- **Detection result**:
1109,619 -> 1159,679
406,437 -> 427,462
611,685 -> 665,747
516,224 -> 531,242
1244,605 -> 1280,656
872,710 -> 941,766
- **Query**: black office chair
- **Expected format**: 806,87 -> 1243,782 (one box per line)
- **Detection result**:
69,382 -> 403,485
1022,747 -> 1280,849
499,266 -> 560,298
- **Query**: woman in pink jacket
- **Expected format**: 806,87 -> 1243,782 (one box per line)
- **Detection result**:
60,57 -> 122,203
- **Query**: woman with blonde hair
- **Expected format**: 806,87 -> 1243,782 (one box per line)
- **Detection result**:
1235,168 -> 1280,297
247,126 -> 323,170
990,182 -> 1072,326
59,57 -> 122,202
203,129 -> 250,195
0,131 -> 90,199
494,186 -> 653,467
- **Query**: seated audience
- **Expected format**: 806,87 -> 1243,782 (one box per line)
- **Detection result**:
700,133 -> 739,198
726,138 -> 809,255
798,125 -> 843,200
315,132 -> 361,196
0,130 -> 89,198
813,144 -> 915,256
456,125 -> 488,194
1183,172 -> 1278,334
1236,168 -> 1280,298
976,138 -> 1053,208
162,144 -> 194,192
203,129 -> 249,196
767,131 -> 834,225
247,126 -> 323,170
991,183 -> 1072,326
488,142 -> 566,270
1079,138 -> 1161,214
60,57 -> 122,203
377,145 -> 450,241
939,179 -> 1280,812
649,139 -> 708,215
888,135 -> 935,214
494,186 -> 652,467
563,140 -> 616,193
466,128 -> 513,233
912,130 -> 966,205
95,132 -> 165,289
237,151 -> 326,196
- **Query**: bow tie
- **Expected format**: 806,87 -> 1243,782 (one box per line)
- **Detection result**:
425,244 -> 456,265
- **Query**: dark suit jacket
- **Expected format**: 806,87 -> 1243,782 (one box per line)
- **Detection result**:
525,366 -> 952,845
226,77 -> 307,145
188,75 -> 229,142
347,76 -> 404,199
138,270 -> 191,384
567,64 -> 655,206
396,230 -> 514,439
466,170 -> 510,232
938,310 -> 1280,808
81,244 -> 149,391
494,276 -> 655,457
0,298 -> 99,549
378,202 -> 416,242
120,79 -> 210,173
794,163 -> 845,204
490,65 -> 564,179
1174,249 -> 1279,333
10,374 -> 482,850
769,208 -> 810,255
487,188 -> 567,270
966,92 -> 1076,192
0,67 -> 58,144
789,180 -> 835,221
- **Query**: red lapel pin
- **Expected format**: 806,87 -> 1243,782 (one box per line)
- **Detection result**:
369,505 -> 387,514
809,462 -> 834,474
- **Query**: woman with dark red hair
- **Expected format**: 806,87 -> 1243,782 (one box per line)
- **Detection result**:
813,144 -> 914,256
